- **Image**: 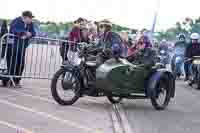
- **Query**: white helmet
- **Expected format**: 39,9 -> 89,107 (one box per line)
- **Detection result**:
190,33 -> 200,40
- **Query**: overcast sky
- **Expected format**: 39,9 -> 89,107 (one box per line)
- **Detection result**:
0,0 -> 199,30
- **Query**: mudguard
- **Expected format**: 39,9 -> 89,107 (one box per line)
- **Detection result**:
146,69 -> 175,98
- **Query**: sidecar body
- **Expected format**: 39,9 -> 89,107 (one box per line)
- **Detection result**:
96,58 -> 175,98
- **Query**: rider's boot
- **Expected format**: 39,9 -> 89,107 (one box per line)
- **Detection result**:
184,74 -> 189,81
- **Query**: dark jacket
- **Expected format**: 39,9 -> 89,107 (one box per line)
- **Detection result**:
185,42 -> 200,58
97,32 -> 123,56
9,17 -> 36,48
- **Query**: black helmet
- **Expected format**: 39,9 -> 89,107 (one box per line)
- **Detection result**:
178,33 -> 186,40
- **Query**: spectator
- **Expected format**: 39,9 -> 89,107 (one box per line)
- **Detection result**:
68,17 -> 86,52
3,11 -> 36,87
0,20 -> 8,58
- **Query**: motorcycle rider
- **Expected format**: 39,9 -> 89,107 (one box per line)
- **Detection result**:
79,19 -> 123,96
184,33 -> 200,81
89,19 -> 123,63
158,39 -> 170,65
171,34 -> 187,76
159,39 -> 169,52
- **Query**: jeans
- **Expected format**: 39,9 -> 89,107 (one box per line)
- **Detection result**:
6,45 -> 26,83
184,61 -> 192,77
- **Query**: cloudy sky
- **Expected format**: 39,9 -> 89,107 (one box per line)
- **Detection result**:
0,0 -> 199,30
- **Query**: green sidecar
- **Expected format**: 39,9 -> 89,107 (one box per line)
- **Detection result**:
95,58 -> 175,110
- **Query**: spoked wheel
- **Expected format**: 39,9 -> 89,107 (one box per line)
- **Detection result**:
151,75 -> 171,110
51,68 -> 81,106
107,96 -> 123,104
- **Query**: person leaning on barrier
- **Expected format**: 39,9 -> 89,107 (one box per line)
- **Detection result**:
2,11 -> 36,87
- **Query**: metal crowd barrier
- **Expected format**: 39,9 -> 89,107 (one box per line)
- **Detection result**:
0,33 -> 73,84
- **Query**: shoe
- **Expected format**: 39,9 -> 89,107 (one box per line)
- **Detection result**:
184,77 -> 189,81
1,80 -> 8,87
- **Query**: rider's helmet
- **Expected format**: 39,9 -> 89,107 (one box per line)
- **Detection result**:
190,33 -> 200,43
177,33 -> 186,42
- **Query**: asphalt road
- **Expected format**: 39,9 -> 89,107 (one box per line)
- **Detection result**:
123,80 -> 200,133
0,82 -> 114,133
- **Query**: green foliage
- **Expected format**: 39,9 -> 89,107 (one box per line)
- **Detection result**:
3,16 -> 200,40
156,16 -> 200,41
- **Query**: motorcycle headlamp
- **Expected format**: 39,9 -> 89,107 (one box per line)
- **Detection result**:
193,59 -> 200,64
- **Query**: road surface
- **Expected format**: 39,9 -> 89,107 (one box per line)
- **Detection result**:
123,80 -> 200,133
0,81 -> 114,133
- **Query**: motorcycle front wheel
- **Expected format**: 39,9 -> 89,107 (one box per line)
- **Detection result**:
51,68 -> 81,106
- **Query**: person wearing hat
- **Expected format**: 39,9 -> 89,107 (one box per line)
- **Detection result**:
3,11 -> 36,87
95,19 -> 123,59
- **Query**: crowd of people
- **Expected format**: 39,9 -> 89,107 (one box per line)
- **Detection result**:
59,17 -> 155,63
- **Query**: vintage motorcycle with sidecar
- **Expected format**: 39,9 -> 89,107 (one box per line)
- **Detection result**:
51,44 -> 175,110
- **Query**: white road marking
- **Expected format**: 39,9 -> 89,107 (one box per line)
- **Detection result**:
19,87 -> 105,104
0,94 -> 19,99
0,99 -> 93,133
6,89 -> 94,114
0,120 -> 34,133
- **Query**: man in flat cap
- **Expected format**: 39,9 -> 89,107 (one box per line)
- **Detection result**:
3,11 -> 36,87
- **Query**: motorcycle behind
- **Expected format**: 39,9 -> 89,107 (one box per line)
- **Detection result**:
188,56 -> 200,89
51,44 -> 175,110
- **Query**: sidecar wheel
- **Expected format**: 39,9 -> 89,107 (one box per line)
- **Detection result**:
51,68 -> 81,106
107,96 -> 123,104
151,75 -> 171,110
